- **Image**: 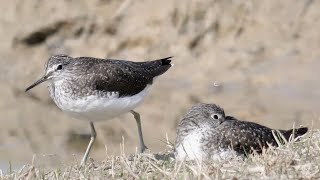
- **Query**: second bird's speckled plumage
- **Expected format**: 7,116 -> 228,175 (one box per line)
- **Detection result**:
175,103 -> 308,161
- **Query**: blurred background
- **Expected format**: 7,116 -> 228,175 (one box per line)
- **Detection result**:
0,0 -> 319,170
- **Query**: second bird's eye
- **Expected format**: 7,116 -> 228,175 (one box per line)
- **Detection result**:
56,64 -> 63,70
211,114 -> 220,120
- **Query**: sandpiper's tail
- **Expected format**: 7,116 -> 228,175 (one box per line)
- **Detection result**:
140,56 -> 173,77
280,127 -> 308,140
158,56 -> 172,66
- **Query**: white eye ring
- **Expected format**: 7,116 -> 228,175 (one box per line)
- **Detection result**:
211,114 -> 221,120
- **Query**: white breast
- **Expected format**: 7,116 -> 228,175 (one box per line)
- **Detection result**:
175,130 -> 205,161
175,128 -> 239,161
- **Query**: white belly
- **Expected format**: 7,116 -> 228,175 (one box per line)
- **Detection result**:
210,149 -> 239,161
53,86 -> 150,121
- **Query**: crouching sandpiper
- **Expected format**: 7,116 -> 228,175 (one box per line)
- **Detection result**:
175,103 -> 308,161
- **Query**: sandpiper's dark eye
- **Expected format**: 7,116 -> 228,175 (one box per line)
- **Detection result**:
56,64 -> 63,70
211,114 -> 219,120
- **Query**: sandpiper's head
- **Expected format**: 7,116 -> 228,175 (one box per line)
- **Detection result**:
183,103 -> 226,124
25,54 -> 72,92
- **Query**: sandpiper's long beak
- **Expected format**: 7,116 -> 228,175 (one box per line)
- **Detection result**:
25,75 -> 49,92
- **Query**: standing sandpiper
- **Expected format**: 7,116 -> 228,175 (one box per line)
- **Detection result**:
25,54 -> 172,165
175,103 -> 308,161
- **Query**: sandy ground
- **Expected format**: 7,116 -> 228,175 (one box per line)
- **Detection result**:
0,0 -> 319,169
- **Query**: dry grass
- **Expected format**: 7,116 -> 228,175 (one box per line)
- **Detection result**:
2,130 -> 320,179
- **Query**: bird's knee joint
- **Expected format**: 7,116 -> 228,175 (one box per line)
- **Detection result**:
91,132 -> 97,139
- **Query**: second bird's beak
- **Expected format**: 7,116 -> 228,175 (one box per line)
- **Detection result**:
25,74 -> 49,92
